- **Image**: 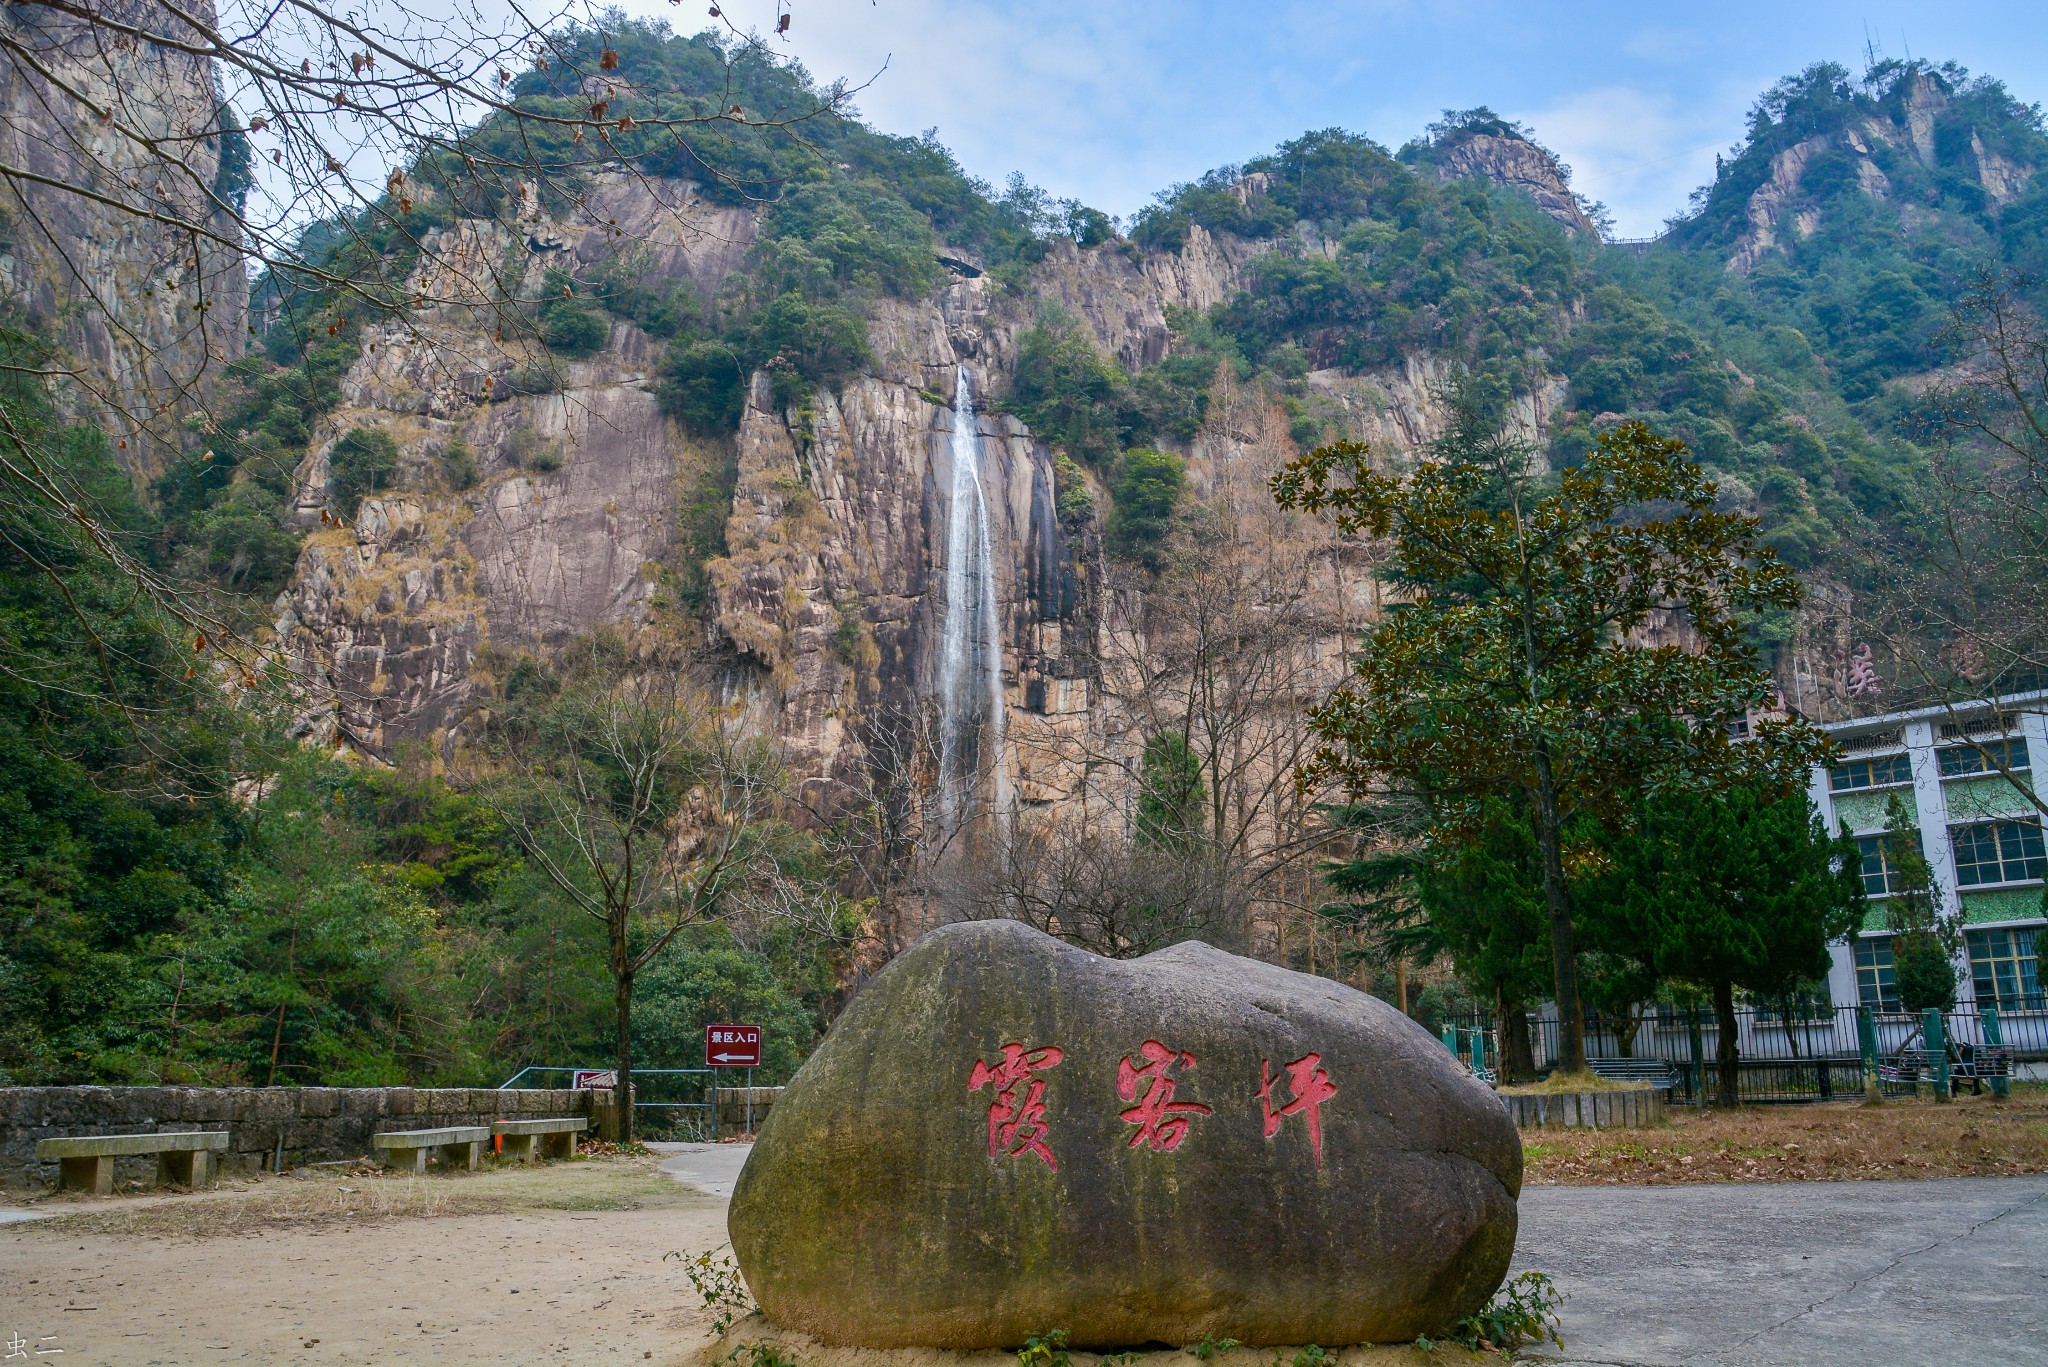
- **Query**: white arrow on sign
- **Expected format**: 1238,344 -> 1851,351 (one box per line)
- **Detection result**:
710,1051 -> 752,1063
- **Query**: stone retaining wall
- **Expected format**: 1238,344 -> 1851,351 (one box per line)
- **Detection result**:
715,1086 -> 782,1136
0,1087 -> 591,1188
1499,1086 -> 1665,1129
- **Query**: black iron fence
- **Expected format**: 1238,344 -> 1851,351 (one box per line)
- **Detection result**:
498,1065 -> 718,1139
1444,1003 -> 2042,1104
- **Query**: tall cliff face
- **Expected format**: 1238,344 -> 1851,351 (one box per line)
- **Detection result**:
276,173 -> 1560,822
0,0 -> 247,478
277,189 -> 746,753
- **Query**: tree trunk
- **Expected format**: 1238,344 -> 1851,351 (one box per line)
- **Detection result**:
1529,748 -> 1586,1074
1715,978 -> 1740,1109
614,960 -> 636,1147
1500,992 -> 1537,1083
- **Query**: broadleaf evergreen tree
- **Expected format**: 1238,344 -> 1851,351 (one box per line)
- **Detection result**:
1274,399 -> 1831,1073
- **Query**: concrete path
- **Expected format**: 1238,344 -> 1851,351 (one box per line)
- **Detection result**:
648,1140 -> 752,1199
1515,1176 -> 2048,1367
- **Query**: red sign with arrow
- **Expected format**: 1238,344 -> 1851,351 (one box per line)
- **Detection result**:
706,1024 -> 762,1068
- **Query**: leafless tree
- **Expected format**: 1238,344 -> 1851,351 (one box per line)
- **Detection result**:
477,642 -> 783,1142
936,807 -> 1246,959
1016,492 -> 1351,956
1857,265 -> 2048,817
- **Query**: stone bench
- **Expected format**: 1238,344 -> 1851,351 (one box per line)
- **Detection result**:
36,1131 -> 229,1193
491,1117 -> 586,1162
371,1126 -> 490,1173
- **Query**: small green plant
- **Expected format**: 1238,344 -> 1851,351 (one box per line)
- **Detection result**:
1186,1335 -> 1242,1362
830,599 -> 865,664
440,436 -> 480,491
1018,1329 -> 1072,1367
506,424 -> 564,474
1447,1271 -> 1564,1352
672,1248 -> 755,1335
1287,1347 -> 1331,1367
722,1345 -> 795,1367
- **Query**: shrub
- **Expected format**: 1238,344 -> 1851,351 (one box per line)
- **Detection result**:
328,425 -> 399,515
1107,447 -> 1185,568
505,425 -> 563,474
1052,453 -> 1095,534
538,267 -> 609,356
440,436 -> 479,490
662,340 -> 747,435
630,943 -> 814,1084
1009,321 -> 1144,468
1445,1270 -> 1564,1352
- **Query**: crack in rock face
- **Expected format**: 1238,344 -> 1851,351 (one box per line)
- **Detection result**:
729,919 -> 1520,1350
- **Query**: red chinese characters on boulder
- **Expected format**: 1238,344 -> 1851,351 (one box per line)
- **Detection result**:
1257,1053 -> 1338,1167
968,1043 -> 1065,1171
1116,1040 -> 1213,1152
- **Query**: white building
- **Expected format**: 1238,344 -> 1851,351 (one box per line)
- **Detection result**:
1811,692 -> 2046,1018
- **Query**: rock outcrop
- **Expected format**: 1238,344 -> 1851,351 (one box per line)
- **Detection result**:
1429,132 -> 1599,239
277,211 -> 730,752
728,918 -> 1521,1348
1723,67 -> 2034,275
0,0 -> 247,479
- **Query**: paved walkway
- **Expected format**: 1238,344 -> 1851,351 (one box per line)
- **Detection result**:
1515,1176 -> 2048,1367
647,1140 -> 752,1199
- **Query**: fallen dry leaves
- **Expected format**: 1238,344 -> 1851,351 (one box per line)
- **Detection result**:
1521,1089 -> 2048,1185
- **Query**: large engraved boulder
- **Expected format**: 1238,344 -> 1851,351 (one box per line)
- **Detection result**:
727,919 -> 1520,1348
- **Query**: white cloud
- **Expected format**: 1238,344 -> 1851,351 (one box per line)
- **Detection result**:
1513,84 -> 1749,238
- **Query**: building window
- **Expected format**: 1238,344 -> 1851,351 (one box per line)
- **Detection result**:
1854,936 -> 1901,1013
1950,819 -> 2048,886
1938,737 -> 2030,778
1830,752 -> 1913,792
1966,927 -> 2042,1011
1854,834 -> 1907,897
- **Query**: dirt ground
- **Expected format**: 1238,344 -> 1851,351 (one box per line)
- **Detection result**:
0,1156 -> 731,1365
1522,1088 -> 2048,1184
7,1098 -> 2045,1366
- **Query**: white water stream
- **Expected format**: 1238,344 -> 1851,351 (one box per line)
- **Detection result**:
936,365 -> 1010,841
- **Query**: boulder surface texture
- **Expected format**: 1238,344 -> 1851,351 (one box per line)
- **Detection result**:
728,919 -> 1520,1349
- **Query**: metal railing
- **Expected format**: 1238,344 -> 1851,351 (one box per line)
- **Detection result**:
498,1064 -> 718,1139
1447,1003 -> 2040,1104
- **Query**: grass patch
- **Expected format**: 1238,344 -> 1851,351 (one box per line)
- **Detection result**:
1498,1071 -> 1647,1095
1521,1093 -> 2048,1185
29,1154 -> 696,1240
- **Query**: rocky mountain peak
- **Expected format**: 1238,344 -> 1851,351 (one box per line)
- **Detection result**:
1427,129 -> 1600,239
1697,60 -> 2041,274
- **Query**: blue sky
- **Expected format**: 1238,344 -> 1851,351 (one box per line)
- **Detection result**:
622,1 -> 2048,238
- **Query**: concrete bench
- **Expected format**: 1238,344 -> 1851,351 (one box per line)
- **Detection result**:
1588,1057 -> 1678,1088
491,1117 -> 586,1162
35,1131 -> 229,1194
371,1126 -> 490,1173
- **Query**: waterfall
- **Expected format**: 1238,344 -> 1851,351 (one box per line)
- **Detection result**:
937,365 -> 1010,841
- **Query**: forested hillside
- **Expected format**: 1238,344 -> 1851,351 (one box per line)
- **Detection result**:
3,22 -> 2042,1092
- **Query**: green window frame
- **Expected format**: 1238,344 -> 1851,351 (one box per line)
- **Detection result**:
1830,752 -> 1914,792
1966,926 -> 2041,1011
1853,936 -> 1900,1013
1950,819 -> 2048,887
1854,834 -> 1905,897
1937,737 -> 2030,778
